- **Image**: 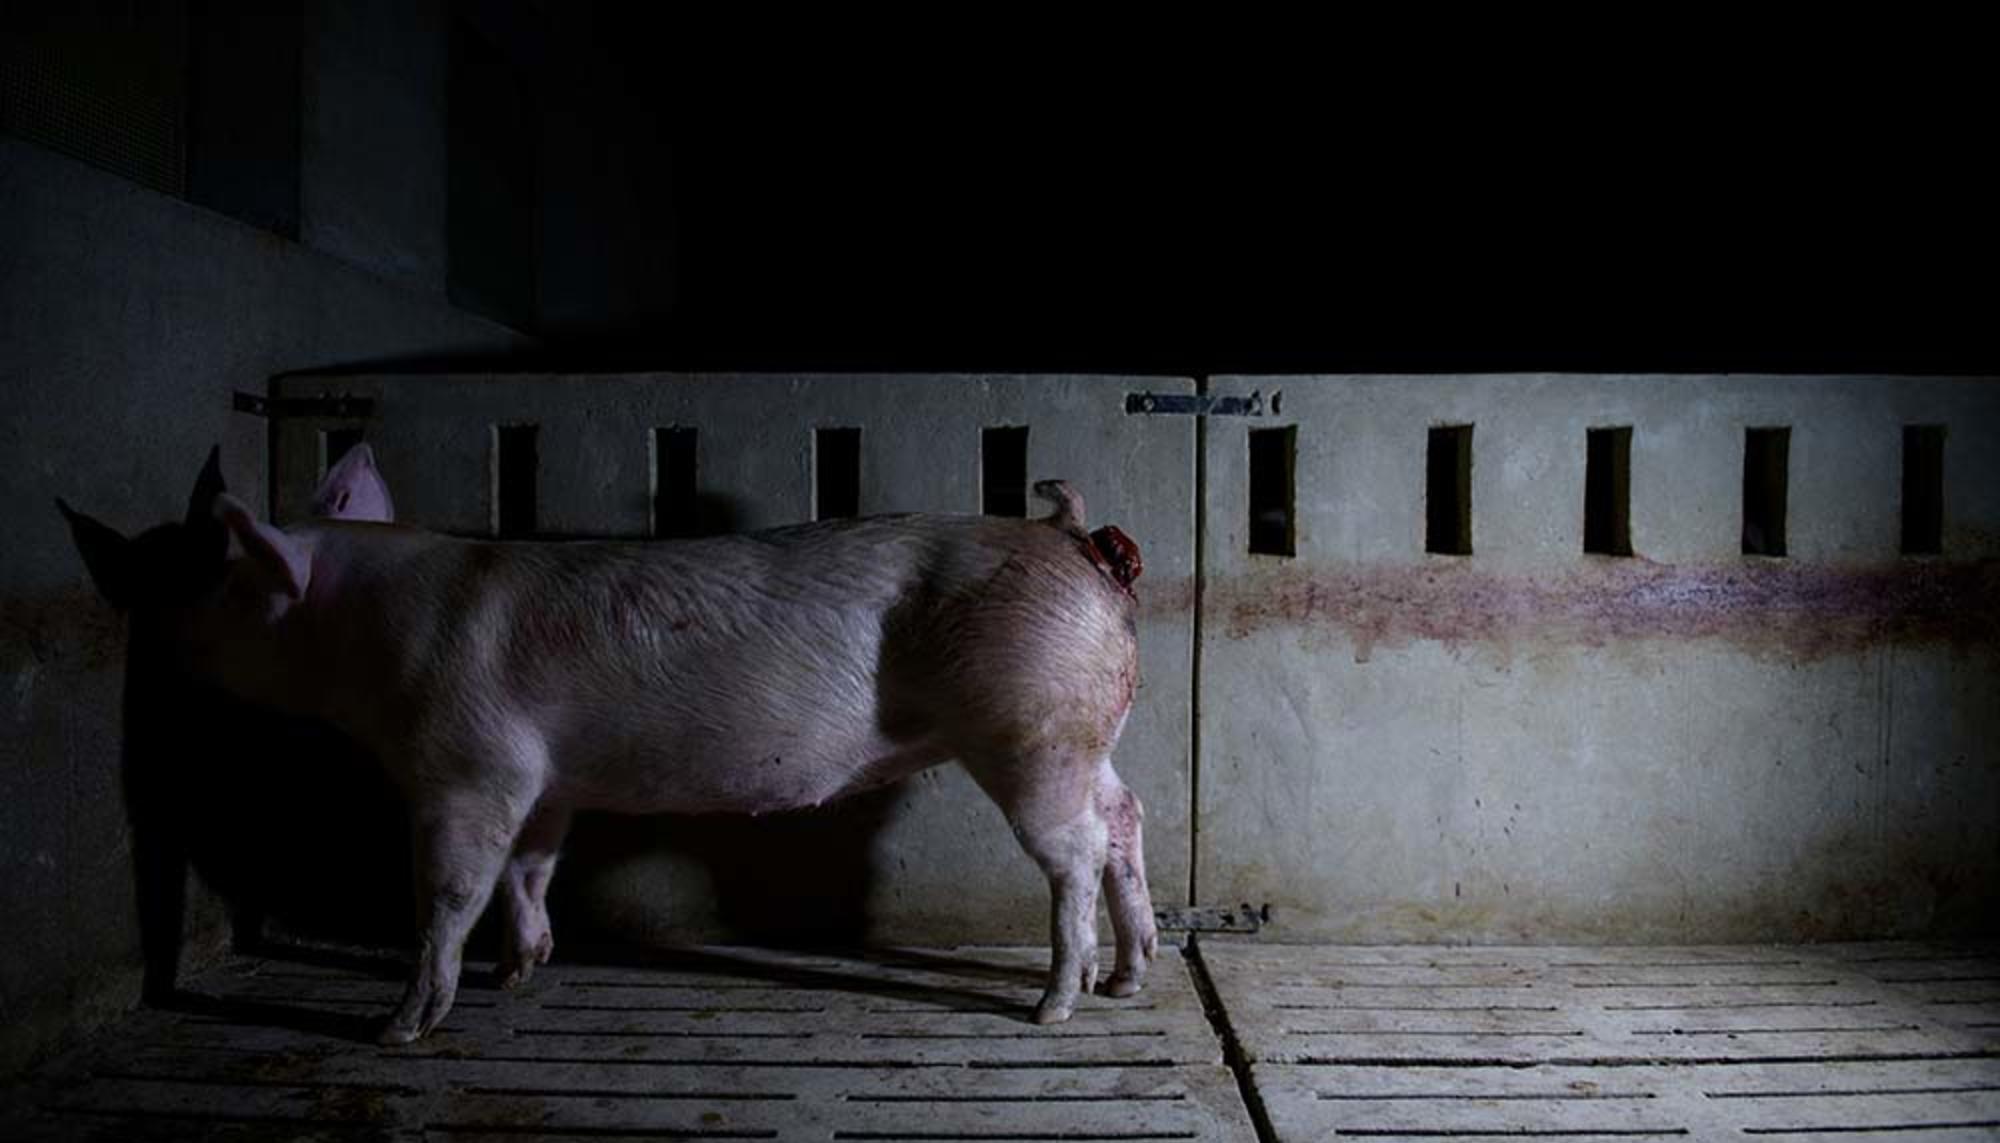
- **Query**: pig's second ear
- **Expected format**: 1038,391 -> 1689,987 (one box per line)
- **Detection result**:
186,445 -> 225,527
215,494 -> 311,600
57,499 -> 134,609
309,443 -> 395,523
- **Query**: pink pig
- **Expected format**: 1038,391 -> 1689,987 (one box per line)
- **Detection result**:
61,446 -> 1157,1043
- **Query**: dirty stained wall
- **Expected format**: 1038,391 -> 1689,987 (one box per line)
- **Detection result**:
1197,374 -> 2000,942
266,370 -> 1998,959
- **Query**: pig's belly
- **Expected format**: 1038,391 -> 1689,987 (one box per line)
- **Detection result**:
545,718 -> 955,816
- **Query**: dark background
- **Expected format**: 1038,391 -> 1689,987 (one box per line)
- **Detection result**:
561,11 -> 1996,376
8,2 -> 1991,375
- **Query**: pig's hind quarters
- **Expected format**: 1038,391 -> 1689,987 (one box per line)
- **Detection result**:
961,749 -> 1156,1025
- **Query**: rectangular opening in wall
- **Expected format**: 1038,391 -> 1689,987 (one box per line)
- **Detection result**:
651,426 -> 700,539
492,424 -> 538,538
982,426 -> 1030,517
1583,426 -> 1633,556
1741,426 -> 1790,557
1248,425 -> 1296,556
815,427 -> 861,520
1426,424 -> 1473,556
1902,424 -> 1945,556
319,427 -> 365,479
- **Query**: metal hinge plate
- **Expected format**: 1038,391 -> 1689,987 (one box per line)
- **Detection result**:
1125,390 -> 1273,417
1153,903 -> 1272,934
234,391 -> 376,419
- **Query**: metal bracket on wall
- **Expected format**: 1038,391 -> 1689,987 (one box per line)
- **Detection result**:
234,391 -> 375,419
1125,390 -> 1274,417
1154,903 -> 1271,934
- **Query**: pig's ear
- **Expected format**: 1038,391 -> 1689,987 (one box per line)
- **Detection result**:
57,499 -> 134,609
185,445 -> 226,528
309,443 -> 395,523
215,494 -> 311,600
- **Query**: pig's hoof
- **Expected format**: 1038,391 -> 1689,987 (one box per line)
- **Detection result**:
500,932 -> 551,988
1103,971 -> 1143,998
1031,998 -> 1075,1025
378,1022 -> 421,1047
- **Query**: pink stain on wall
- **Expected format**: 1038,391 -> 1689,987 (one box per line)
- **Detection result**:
1190,559 -> 2000,661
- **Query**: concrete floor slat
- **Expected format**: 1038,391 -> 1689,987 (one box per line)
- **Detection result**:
1,944 -> 1253,1142
1204,941 -> 2000,1141
13,940 -> 2000,1141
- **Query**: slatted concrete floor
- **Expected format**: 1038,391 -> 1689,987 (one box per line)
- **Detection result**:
4,941 -> 1997,1141
1201,939 -> 2000,1141
2,944 -> 1251,1141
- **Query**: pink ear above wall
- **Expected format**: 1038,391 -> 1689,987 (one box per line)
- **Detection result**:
311,443 -> 396,523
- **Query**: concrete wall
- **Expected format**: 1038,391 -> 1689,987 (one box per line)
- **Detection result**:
1199,375 -> 2000,942
260,371 -> 1998,959
0,138 -> 527,1075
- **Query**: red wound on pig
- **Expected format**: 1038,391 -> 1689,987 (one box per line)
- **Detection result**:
1088,526 -> 1143,592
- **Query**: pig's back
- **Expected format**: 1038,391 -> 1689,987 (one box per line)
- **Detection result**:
322,514 -> 1135,814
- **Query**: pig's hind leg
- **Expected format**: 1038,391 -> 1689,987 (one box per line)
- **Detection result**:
962,747 -> 1110,1026
381,775 -> 541,1046
498,803 -> 572,990
1095,765 -> 1157,998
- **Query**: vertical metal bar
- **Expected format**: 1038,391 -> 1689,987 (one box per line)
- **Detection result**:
1188,376 -> 1207,910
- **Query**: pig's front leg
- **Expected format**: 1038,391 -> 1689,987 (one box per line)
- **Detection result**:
381,780 -> 540,1046
497,804 -> 572,990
